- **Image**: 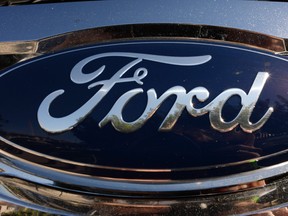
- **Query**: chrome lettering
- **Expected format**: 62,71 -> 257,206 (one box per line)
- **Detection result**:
37,52 -> 273,133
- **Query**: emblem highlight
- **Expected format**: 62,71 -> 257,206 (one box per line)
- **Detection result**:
37,52 -> 273,133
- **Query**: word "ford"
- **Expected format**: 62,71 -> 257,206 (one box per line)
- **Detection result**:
37,52 -> 273,133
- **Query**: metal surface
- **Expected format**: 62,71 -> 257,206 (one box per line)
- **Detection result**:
1,1 -> 288,216
1,1 -> 288,42
0,175 -> 288,216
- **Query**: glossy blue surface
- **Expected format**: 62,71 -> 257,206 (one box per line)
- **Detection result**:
1,1 -> 288,215
1,1 -> 288,41
0,39 -> 288,180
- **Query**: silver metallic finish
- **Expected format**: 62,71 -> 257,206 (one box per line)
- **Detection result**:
0,137 -> 288,194
186,72 -> 273,133
0,1 -> 288,212
0,174 -> 286,216
207,72 -> 273,133
38,52 -> 212,133
100,86 -> 188,132
70,52 -> 212,84
38,52 -> 272,134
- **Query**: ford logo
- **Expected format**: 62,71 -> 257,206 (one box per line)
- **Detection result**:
1,39 -> 288,188
38,52 -> 272,134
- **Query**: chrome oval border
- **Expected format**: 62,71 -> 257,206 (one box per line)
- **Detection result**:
1,40 -> 288,170
1,24 -> 288,196
2,148 -> 288,195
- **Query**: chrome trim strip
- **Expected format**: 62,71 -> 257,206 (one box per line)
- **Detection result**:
0,174 -> 288,215
0,24 -> 286,55
1,143 -> 288,195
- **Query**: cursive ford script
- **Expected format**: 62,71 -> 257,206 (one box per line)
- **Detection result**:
37,52 -> 273,133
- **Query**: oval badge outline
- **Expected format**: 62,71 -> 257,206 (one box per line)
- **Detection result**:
0,39 -> 287,175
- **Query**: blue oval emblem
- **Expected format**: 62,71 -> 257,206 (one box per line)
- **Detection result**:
0,40 -> 288,182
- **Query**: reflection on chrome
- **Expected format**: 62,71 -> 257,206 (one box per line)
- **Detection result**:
38,53 -> 273,134
0,21 -> 287,216
0,175 -> 287,216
